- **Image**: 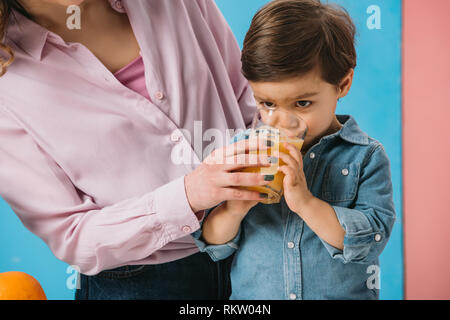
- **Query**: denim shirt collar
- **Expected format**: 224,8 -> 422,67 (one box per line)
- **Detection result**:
331,114 -> 370,146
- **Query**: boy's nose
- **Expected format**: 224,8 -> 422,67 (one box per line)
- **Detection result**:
273,111 -> 299,129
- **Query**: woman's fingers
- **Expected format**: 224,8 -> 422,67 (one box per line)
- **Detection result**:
220,187 -> 269,201
205,137 -> 272,164
221,172 -> 273,187
227,136 -> 272,156
221,153 -> 275,171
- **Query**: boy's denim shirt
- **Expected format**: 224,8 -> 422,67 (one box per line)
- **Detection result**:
193,114 -> 396,300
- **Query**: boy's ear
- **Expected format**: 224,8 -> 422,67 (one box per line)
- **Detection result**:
338,68 -> 354,98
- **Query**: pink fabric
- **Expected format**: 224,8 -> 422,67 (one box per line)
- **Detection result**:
0,0 -> 255,275
114,53 -> 151,101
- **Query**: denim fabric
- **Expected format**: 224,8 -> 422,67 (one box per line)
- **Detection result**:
193,114 -> 396,300
75,252 -> 234,300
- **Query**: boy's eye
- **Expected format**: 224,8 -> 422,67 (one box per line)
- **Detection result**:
260,102 -> 276,110
296,101 -> 312,108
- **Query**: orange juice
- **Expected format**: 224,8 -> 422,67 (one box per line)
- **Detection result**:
240,128 -> 304,204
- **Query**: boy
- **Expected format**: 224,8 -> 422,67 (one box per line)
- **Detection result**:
194,0 -> 395,300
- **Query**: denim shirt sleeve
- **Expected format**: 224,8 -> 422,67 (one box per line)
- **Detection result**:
192,129 -> 251,261
320,144 -> 396,264
192,203 -> 242,262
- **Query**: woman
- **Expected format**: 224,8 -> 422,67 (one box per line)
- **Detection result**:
0,0 -> 271,299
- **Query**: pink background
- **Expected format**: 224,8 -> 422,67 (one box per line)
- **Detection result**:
403,0 -> 450,300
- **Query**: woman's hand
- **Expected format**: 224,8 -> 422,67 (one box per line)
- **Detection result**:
185,137 -> 273,213
275,143 -> 314,215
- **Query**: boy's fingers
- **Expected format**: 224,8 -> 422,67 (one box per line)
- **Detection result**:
277,165 -> 296,186
278,164 -> 294,176
274,149 -> 300,170
283,142 -> 302,164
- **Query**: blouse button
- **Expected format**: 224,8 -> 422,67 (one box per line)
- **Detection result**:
182,226 -> 192,233
170,132 -> 182,142
155,91 -> 164,100
341,168 -> 349,176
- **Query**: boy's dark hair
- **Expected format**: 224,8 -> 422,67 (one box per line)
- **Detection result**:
241,0 -> 357,87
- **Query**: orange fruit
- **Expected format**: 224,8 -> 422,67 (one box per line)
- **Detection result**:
0,271 -> 47,300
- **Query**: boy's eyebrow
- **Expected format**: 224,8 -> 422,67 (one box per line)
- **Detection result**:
292,91 -> 320,99
254,91 -> 320,101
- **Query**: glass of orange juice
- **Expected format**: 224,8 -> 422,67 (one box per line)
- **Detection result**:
239,106 -> 308,204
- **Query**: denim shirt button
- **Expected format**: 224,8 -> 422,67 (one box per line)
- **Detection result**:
309,152 -> 316,159
341,168 -> 349,176
287,242 -> 295,249
374,234 -> 382,242
289,293 -> 297,300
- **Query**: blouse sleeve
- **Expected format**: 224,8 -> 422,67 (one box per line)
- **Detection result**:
0,105 -> 201,275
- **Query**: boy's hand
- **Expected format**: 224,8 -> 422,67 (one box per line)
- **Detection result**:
275,143 -> 314,215
223,199 -> 259,217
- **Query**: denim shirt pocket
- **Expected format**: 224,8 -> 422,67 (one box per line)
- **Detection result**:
321,162 -> 360,203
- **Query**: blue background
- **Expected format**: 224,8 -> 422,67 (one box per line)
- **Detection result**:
0,0 -> 403,300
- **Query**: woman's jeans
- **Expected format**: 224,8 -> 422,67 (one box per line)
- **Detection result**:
75,252 -> 233,300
